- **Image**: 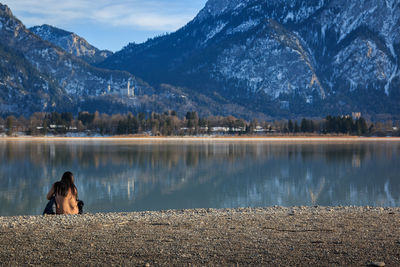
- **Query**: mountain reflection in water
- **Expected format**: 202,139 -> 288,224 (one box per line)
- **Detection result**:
0,140 -> 399,216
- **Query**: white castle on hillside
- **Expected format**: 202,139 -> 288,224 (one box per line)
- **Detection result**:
120,80 -> 134,97
106,77 -> 135,97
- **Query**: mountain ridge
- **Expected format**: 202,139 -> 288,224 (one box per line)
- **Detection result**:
29,24 -> 113,64
1,1 -> 400,119
0,3 -> 146,116
1,3 -> 261,119
101,0 -> 400,119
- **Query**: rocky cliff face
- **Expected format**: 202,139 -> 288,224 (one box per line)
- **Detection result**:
101,0 -> 400,118
30,24 -> 112,64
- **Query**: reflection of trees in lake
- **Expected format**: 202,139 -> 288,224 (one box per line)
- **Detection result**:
1,141 -> 400,215
81,142 -> 400,210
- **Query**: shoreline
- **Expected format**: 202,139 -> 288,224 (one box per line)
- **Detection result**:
1,207 -> 399,265
1,135 -> 400,142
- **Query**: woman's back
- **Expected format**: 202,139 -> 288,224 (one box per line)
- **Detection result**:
46,172 -> 80,215
55,187 -> 78,214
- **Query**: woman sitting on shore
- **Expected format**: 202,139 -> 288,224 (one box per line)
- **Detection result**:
44,171 -> 83,215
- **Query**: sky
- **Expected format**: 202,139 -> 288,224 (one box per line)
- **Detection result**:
2,0 -> 208,52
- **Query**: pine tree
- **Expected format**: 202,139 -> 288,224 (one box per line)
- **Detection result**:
288,120 -> 293,133
300,118 -> 308,133
294,122 -> 300,133
6,116 -> 15,136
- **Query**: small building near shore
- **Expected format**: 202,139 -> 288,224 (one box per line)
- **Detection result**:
352,112 -> 361,119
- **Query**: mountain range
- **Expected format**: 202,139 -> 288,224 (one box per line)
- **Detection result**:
0,3 -> 248,118
101,0 -> 400,120
1,1 -> 400,119
0,3 -> 148,115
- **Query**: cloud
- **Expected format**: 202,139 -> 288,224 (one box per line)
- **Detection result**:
91,2 -> 195,30
2,0 -> 205,30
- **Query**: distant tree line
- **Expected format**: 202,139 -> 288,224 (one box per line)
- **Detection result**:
286,116 -> 369,135
0,111 -> 399,137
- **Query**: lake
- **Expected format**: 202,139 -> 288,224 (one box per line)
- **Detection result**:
1,139 -> 400,216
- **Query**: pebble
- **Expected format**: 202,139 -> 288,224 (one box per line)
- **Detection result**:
370,262 -> 385,267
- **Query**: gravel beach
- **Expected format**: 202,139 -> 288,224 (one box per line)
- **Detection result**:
0,207 -> 399,266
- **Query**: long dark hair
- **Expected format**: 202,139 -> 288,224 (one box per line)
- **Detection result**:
54,171 -> 78,199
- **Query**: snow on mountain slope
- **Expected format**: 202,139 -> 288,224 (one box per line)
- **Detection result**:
1,4 -> 256,118
102,0 -> 400,118
0,4 -> 142,108
0,43 -> 72,115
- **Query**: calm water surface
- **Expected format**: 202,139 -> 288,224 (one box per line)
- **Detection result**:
1,140 -> 400,216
